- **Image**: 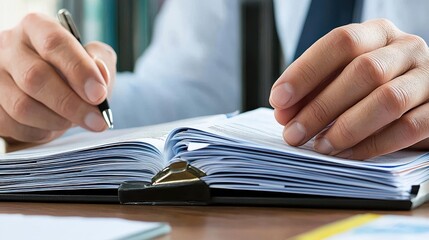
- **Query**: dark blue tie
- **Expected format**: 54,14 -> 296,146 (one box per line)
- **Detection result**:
294,0 -> 363,60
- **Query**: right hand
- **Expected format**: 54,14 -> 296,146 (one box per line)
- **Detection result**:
0,13 -> 117,145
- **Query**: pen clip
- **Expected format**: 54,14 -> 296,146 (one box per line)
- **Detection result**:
57,9 -> 82,43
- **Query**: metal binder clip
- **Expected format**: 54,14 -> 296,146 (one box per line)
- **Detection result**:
118,161 -> 210,205
152,161 -> 206,185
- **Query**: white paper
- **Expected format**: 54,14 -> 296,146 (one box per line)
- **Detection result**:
0,114 -> 227,193
165,108 -> 429,200
0,214 -> 170,240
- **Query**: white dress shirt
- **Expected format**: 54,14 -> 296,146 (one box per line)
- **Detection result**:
107,0 -> 429,129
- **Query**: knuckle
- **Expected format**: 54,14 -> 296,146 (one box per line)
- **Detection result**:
21,13 -> 44,26
332,26 -> 361,57
22,62 -> 47,95
402,34 -> 428,51
397,115 -> 422,141
376,18 -> 403,45
363,135 -> 381,158
402,35 -> 428,63
374,85 -> 409,118
308,99 -> 331,125
334,117 -> 357,143
11,94 -> 32,120
65,59 -> 83,76
294,61 -> 318,87
374,18 -> 399,39
353,54 -> 387,87
375,18 -> 396,30
41,32 -> 66,55
56,90 -> 77,117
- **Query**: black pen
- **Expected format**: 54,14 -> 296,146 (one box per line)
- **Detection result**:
57,9 -> 114,129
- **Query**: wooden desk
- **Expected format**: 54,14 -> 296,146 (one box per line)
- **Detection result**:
1,202 -> 428,239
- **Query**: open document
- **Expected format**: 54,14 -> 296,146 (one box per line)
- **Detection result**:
0,108 -> 428,207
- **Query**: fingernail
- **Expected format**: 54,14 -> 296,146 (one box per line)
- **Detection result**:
85,112 -> 106,131
314,137 -> 334,155
336,149 -> 353,159
85,78 -> 107,104
270,83 -> 293,107
283,122 -> 306,145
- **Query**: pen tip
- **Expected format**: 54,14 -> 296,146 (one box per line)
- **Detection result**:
102,109 -> 114,130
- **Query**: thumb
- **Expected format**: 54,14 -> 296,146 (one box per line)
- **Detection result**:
93,56 -> 110,86
84,41 -> 117,97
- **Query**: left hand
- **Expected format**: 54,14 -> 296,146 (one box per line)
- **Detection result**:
269,19 -> 429,160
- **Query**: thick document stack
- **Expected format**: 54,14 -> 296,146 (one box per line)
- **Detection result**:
0,108 -> 428,210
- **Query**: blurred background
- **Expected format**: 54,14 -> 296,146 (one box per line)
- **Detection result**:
0,0 -> 162,72
0,0 -> 279,111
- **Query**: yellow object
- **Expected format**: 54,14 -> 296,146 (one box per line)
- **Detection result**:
292,213 -> 381,240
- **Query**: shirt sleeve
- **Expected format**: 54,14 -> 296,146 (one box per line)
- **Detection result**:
109,0 -> 241,129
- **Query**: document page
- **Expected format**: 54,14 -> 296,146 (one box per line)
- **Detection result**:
0,113 -> 227,193
165,108 -> 429,200
204,108 -> 426,168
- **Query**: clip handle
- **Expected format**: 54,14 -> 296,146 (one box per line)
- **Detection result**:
152,161 -> 206,185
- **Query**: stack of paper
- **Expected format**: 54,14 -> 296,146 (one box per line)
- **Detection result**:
166,108 -> 429,200
0,108 -> 428,201
0,114 -> 226,193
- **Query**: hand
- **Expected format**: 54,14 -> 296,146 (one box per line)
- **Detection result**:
269,19 -> 429,160
0,13 -> 116,145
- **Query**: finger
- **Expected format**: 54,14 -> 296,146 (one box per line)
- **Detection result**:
18,13 -> 107,105
86,42 -> 117,98
5,45 -> 107,132
273,88 -> 319,126
274,93 -> 318,125
0,71 -> 71,130
0,106 -> 51,142
94,57 -> 110,85
5,130 -> 67,147
317,68 -> 429,156
269,19 -> 401,110
274,107 -> 300,126
273,68 -> 342,126
85,41 -> 117,86
337,102 -> 429,160
409,138 -> 429,149
285,35 -> 423,147
93,57 -> 114,100
35,130 -> 67,144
